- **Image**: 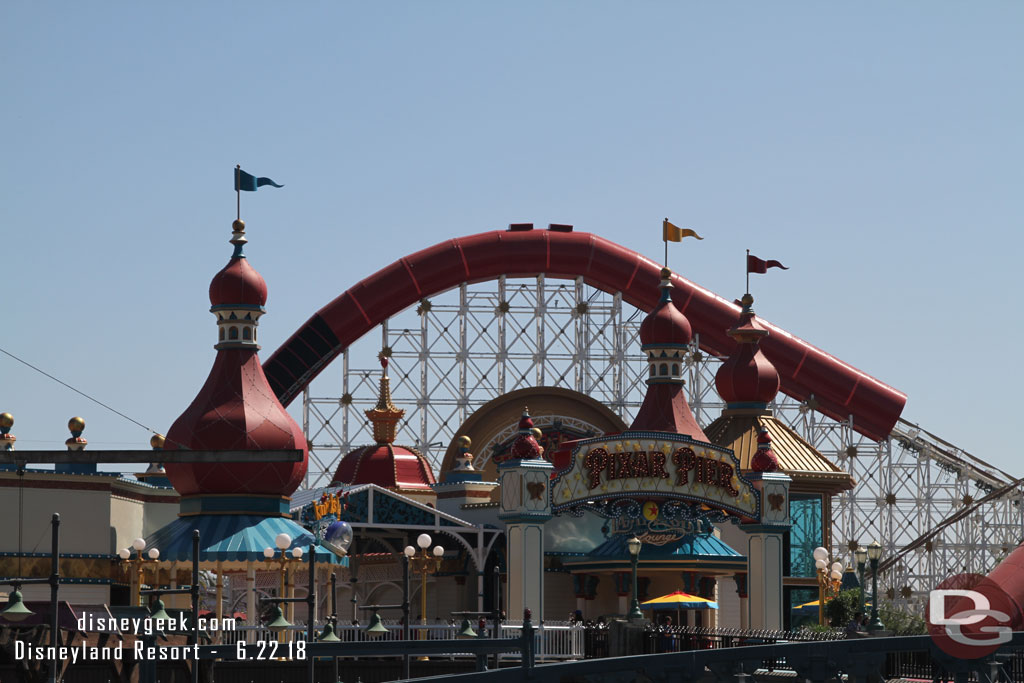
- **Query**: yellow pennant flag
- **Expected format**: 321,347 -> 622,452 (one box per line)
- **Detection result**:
663,219 -> 703,243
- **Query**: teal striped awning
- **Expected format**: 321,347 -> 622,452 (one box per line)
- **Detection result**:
144,514 -> 347,565
560,532 -> 746,572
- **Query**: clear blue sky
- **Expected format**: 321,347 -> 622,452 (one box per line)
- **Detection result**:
2,3 -> 1021,475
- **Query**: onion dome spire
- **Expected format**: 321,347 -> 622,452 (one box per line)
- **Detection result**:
163,219 -> 307,501
714,293 -> 780,408
508,407 -> 544,460
367,354 -> 404,444
750,425 -> 780,472
209,219 -> 267,350
629,268 -> 707,440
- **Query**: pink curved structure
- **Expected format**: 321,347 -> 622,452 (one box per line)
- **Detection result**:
263,228 -> 906,441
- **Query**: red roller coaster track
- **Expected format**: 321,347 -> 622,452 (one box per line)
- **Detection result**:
263,228 -> 906,442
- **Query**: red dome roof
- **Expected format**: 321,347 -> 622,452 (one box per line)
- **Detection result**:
714,295 -> 780,405
163,349 -> 308,496
639,270 -> 692,347
332,443 -> 436,490
209,257 -> 267,308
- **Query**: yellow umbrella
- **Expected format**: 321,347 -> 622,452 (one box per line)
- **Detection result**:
640,590 -> 718,625
641,591 -> 719,610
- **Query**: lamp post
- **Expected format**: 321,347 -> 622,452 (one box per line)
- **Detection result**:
626,537 -> 643,621
866,541 -> 885,632
119,538 -> 161,607
811,546 -> 843,626
854,546 -> 868,618
405,533 -> 444,658
262,533 -> 305,630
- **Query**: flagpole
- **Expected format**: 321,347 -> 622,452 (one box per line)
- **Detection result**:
745,249 -> 750,295
663,218 -> 669,268
236,164 -> 241,221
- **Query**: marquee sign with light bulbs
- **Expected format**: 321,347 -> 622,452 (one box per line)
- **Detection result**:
550,431 -> 761,521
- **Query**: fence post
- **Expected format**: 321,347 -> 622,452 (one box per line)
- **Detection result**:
520,609 -> 535,674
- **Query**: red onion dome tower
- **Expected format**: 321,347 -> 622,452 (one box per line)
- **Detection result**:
332,355 -> 436,505
163,219 -> 308,512
714,293 -> 780,409
629,267 -> 708,440
507,408 -> 545,460
705,294 -> 853,489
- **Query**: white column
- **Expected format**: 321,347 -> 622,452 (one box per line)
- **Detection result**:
747,532 -> 784,629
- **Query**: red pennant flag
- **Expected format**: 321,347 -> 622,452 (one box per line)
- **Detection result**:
747,254 -> 788,274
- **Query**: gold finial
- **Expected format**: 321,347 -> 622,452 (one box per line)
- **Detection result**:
232,219 -> 245,233
150,434 -> 166,450
531,427 -> 543,440
741,293 -> 754,307
660,267 -> 672,280
67,417 -> 86,451
366,351 -> 404,444
457,435 -> 472,448
0,412 -> 14,450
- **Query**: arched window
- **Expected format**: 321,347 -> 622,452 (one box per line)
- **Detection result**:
219,327 -> 225,341
660,364 -> 668,376
649,365 -> 655,377
229,327 -> 239,340
242,327 -> 252,340
672,363 -> 679,375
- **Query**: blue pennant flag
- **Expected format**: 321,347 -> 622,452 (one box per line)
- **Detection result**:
235,167 -> 284,192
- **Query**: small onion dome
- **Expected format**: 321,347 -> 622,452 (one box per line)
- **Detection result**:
508,408 -> 544,460
332,443 -> 436,491
209,257 -> 267,307
639,267 -> 692,348
208,219 -> 268,308
715,294 -> 780,406
750,425 -> 780,472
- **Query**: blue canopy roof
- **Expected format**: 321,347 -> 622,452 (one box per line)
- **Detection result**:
144,514 -> 347,565
560,532 -> 745,572
587,533 -> 744,561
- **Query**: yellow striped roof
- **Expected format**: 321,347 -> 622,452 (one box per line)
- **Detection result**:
704,412 -> 855,495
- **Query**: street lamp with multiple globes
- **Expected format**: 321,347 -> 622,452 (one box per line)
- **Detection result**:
866,541 -> 885,632
404,533 -> 444,647
119,537 -> 160,607
811,546 -> 843,626
262,532 -> 304,628
626,537 -> 643,621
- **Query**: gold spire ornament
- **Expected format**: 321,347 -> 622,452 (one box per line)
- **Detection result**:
366,352 -> 404,444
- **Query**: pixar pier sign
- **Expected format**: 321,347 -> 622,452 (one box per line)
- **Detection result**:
550,431 -> 760,520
